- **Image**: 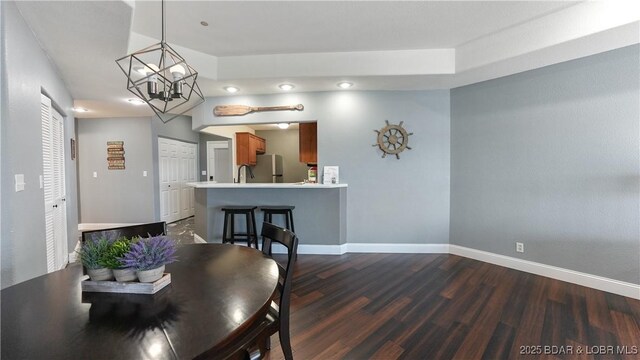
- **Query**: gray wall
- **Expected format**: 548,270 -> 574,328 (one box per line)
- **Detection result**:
1,1 -> 78,288
193,90 -> 451,245
77,117 -> 155,223
450,45 -> 640,284
255,129 -> 309,183
77,115 -> 202,223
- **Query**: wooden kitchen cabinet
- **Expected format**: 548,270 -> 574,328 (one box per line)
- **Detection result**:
256,137 -> 266,153
236,132 -> 266,165
299,122 -> 317,165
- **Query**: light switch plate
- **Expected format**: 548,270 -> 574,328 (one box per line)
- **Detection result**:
201,170 -> 207,176
93,171 -> 98,178
15,174 -> 25,192
143,171 -> 148,177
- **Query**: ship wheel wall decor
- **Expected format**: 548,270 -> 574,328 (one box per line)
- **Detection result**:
373,120 -> 413,159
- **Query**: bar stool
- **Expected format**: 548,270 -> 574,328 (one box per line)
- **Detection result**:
221,206 -> 258,248
260,205 -> 295,233
260,206 -> 296,258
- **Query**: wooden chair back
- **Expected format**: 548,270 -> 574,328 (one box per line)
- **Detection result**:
260,221 -> 298,360
81,221 -> 167,243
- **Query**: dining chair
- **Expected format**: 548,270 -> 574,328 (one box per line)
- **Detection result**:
254,221 -> 298,360
214,222 -> 298,360
81,221 -> 166,243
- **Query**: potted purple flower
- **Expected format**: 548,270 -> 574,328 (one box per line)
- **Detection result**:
119,235 -> 177,283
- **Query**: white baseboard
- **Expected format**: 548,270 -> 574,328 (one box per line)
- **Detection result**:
272,243 -> 347,255
120,229 -> 640,300
449,245 -> 640,300
68,240 -> 82,264
193,234 -> 207,244
346,243 -> 449,254
272,242 -> 448,255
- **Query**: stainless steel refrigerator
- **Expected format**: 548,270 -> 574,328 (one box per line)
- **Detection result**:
247,154 -> 284,183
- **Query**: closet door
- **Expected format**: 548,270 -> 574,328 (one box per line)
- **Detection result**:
41,94 -> 68,272
52,108 -> 68,269
159,138 -> 197,223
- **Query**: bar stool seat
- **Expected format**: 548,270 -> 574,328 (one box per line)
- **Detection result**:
221,206 -> 258,248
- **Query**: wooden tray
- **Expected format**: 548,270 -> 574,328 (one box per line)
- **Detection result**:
81,273 -> 171,294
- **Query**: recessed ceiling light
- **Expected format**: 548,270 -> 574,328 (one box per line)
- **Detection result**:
277,123 -> 290,129
279,84 -> 295,91
73,107 -> 89,113
224,86 -> 239,93
337,82 -> 353,89
127,98 -> 146,105
200,21 -> 209,27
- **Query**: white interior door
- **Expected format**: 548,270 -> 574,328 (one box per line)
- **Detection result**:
158,138 -> 172,222
41,94 -> 68,272
159,138 -> 197,223
178,142 -> 197,219
207,141 -> 232,183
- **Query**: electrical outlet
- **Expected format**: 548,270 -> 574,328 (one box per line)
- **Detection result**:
516,242 -> 524,253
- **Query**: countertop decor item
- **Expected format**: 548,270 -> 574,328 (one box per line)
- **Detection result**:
214,104 -> 304,116
120,235 -> 177,283
373,120 -> 413,159
81,273 -> 171,294
115,0 -> 204,123
323,166 -> 340,184
104,238 -> 137,282
78,237 -> 114,281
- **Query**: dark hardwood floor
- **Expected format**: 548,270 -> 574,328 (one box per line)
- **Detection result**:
262,253 -> 640,360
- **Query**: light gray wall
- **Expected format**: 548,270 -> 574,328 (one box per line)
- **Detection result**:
152,115 -> 199,143
255,129 -> 308,183
77,115 -> 203,223
450,45 -> 640,284
77,117 -> 155,223
1,1 -> 78,288
193,91 -> 451,245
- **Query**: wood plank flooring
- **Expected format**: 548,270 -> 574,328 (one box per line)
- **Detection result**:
263,253 -> 640,360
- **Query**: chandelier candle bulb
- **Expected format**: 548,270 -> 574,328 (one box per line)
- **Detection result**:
170,64 -> 186,98
145,63 -> 160,98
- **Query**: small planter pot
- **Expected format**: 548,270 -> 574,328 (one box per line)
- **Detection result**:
113,268 -> 137,282
137,265 -> 165,283
87,268 -> 114,281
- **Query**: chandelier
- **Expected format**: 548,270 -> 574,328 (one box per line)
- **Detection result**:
116,0 -> 204,123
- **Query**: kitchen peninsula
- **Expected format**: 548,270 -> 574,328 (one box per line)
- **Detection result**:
188,182 -> 348,249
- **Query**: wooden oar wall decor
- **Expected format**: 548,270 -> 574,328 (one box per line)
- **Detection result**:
214,104 -> 304,116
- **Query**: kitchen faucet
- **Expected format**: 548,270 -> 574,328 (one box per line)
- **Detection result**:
236,164 -> 254,183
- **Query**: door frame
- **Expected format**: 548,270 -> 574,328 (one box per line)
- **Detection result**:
206,140 -> 232,182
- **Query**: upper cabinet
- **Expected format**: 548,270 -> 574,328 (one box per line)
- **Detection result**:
299,122 -> 317,165
236,132 -> 266,165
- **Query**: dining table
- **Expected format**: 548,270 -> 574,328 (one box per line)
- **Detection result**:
1,244 -> 279,360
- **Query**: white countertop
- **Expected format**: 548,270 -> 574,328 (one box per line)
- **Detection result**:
187,182 -> 348,189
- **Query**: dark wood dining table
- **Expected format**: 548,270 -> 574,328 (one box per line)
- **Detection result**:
1,244 -> 279,359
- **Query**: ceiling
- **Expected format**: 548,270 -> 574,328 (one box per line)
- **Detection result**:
14,1 -> 640,119
132,1 -> 574,56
